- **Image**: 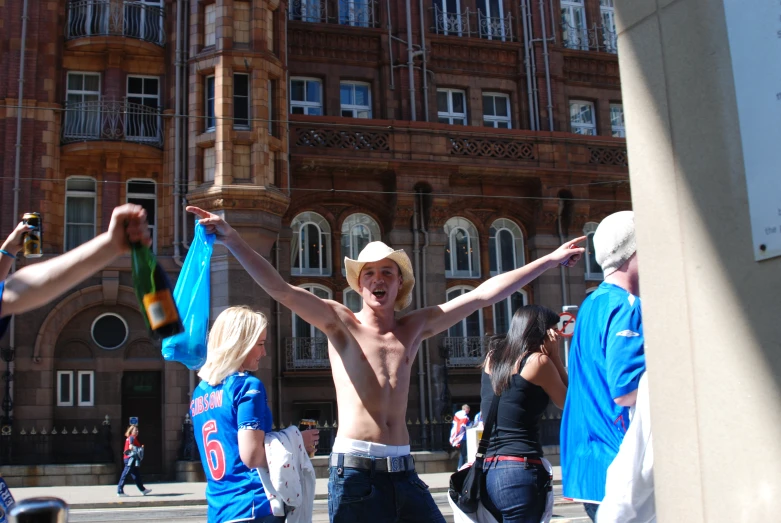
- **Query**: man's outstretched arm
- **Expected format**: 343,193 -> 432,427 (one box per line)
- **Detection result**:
1,204 -> 150,317
417,237 -> 586,340
187,206 -> 343,337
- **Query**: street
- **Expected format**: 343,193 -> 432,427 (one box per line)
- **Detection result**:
67,494 -> 589,522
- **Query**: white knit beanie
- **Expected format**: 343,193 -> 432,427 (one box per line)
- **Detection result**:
594,211 -> 636,276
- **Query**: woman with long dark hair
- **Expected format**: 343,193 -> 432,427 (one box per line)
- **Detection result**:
481,305 -> 568,523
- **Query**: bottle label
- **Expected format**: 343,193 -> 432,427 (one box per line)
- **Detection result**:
142,290 -> 179,330
0,476 -> 16,523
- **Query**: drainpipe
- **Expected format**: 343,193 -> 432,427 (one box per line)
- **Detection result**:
539,0 -> 554,131
557,199 -> 570,307
275,236 -> 283,423
173,0 -> 184,266
520,0 -> 536,130
9,0 -> 30,423
418,190 -> 434,439
387,0 -> 394,90
412,199 -> 427,445
405,0 -> 417,120
526,2 -> 540,131
181,0 -> 192,251
285,7 -> 291,197
418,0 -> 429,121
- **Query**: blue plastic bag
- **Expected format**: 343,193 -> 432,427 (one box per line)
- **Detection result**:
162,223 -> 214,370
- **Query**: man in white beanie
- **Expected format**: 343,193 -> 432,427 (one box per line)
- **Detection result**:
560,210 -> 646,522
187,205 -> 585,523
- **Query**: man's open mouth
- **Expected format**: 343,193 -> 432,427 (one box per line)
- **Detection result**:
372,289 -> 387,297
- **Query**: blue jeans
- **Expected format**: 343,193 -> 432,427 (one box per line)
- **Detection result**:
483,459 -> 550,523
117,459 -> 146,493
457,442 -> 468,469
328,462 -> 445,523
584,502 -> 599,521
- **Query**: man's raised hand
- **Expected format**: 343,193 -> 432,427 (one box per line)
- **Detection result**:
550,236 -> 587,268
108,204 -> 150,253
186,206 -> 236,244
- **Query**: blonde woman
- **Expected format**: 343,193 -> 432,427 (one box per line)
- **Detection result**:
191,306 -> 318,523
117,425 -> 151,497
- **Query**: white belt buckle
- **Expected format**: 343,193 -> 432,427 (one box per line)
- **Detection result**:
387,456 -> 404,472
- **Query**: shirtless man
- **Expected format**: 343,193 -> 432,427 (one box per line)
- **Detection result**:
187,206 -> 584,522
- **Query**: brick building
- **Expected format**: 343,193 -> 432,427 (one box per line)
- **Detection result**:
0,0 -> 629,479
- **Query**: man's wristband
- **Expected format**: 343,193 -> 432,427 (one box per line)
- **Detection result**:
0,249 -> 16,259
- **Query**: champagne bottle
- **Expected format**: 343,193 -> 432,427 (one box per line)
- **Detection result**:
131,244 -> 184,339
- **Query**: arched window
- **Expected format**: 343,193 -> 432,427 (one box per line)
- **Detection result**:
445,217 -> 480,278
489,218 -> 525,276
291,284 -> 331,368
340,213 -> 381,275
291,212 -> 331,276
445,286 -> 486,366
492,290 -> 528,336
446,286 -> 483,338
583,222 -> 603,280
65,176 -> 97,251
343,288 -> 363,313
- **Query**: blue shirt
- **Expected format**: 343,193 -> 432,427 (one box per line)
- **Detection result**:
561,282 -> 645,503
191,373 -> 274,523
0,281 -> 10,338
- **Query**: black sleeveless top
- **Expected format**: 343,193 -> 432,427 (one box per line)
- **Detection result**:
480,355 -> 550,458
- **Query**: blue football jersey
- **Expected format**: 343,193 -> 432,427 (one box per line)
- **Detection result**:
561,282 -> 646,503
191,372 -> 273,523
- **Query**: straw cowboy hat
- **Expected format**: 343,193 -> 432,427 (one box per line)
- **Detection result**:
344,242 -> 415,311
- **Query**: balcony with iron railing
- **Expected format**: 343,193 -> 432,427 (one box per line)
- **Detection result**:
289,0 -> 379,28
441,336 -> 490,368
61,99 -> 163,149
561,22 -> 617,54
430,6 -> 516,42
285,337 -> 330,371
65,0 -> 165,50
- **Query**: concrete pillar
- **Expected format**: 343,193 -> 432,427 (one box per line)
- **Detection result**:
615,1 -> 781,521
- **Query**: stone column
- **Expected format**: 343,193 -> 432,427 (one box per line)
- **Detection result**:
615,2 -> 781,521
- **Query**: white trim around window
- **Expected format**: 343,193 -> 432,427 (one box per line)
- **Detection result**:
77,371 -> 95,407
610,103 -> 625,138
489,218 -> 525,276
570,100 -> 596,136
290,77 -> 323,115
437,89 -> 468,125
343,287 -> 363,313
446,286 -> 484,338
583,222 -> 604,281
292,284 -> 332,338
340,81 -> 372,118
445,217 -> 480,278
126,179 -> 157,252
65,176 -> 97,252
291,211 -> 332,276
234,73 -> 251,129
482,92 -> 511,128
492,289 -> 528,336
57,371 -> 74,407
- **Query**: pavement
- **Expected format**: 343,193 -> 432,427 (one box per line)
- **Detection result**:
9,467 -> 567,511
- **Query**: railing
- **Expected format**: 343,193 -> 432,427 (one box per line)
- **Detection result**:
561,21 -> 617,54
294,126 -> 390,151
431,6 -> 515,42
0,417 -> 113,465
285,337 -> 330,370
289,0 -> 379,28
66,0 -> 165,47
61,98 -> 163,148
441,336 -> 489,368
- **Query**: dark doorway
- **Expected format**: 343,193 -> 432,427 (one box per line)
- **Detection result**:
121,371 -> 163,479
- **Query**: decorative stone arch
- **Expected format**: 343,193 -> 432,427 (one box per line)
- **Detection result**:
54,339 -> 94,361
124,340 -> 162,361
34,285 -> 139,363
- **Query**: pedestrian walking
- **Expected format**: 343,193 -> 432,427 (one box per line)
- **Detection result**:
117,425 -> 151,497
450,405 -> 471,470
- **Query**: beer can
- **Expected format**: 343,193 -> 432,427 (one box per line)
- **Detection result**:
298,419 -> 318,457
22,213 -> 42,259
0,475 -> 17,523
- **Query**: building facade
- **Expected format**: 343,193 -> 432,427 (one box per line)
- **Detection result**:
0,0 -> 629,478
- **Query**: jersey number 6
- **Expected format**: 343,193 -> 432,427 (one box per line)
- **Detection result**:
202,420 -> 226,481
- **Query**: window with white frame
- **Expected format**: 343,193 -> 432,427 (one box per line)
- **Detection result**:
341,213 -> 381,274
203,146 -> 216,182
290,77 -> 323,115
289,0 -> 324,23
339,0 -> 372,27
65,177 -> 97,251
493,290 -> 527,335
489,218 -> 525,276
437,89 -> 467,125
482,93 -> 511,128
445,217 -> 480,278
77,371 -> 95,407
57,371 -> 74,407
583,222 -> 603,280
127,180 -> 156,251
291,212 -> 332,276
126,76 -> 160,141
446,286 -> 483,338
205,75 -> 215,131
234,73 -> 250,128
600,0 -> 617,53
477,0 -> 507,41
64,73 -> 101,139
561,0 -> 588,51
204,4 -> 216,46
343,288 -> 363,313
570,100 -> 596,135
340,82 -> 372,118
292,285 -> 331,366
433,0 -> 464,36
610,103 -> 625,138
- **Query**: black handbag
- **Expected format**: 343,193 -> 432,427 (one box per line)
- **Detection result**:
448,392 -> 501,515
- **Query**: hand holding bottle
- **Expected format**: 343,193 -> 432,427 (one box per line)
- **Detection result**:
108,204 -> 151,254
